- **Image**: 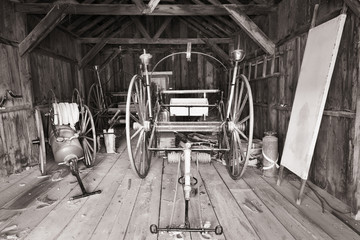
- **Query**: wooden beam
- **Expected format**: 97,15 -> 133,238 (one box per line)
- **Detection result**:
343,0 -> 360,18
80,37 -> 233,45
180,17 -> 217,38
76,16 -> 106,36
87,17 -> 121,37
223,4 -> 275,55
189,17 -> 224,37
99,47 -> 122,72
79,21 -> 132,69
131,0 -> 147,13
147,0 -> 161,13
153,17 -> 172,40
201,37 -> 232,67
130,16 -> 151,39
19,4 -> 68,56
15,3 -> 275,16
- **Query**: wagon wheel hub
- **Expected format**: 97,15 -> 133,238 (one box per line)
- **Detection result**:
228,121 -> 246,132
143,120 -> 151,132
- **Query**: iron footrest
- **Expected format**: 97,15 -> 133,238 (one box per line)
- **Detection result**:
149,224 -> 223,235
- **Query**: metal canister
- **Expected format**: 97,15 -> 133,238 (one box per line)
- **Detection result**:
159,109 -> 170,122
49,125 -> 83,163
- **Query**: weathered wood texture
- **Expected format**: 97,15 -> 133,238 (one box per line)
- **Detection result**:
27,16 -> 79,104
0,141 -> 359,239
0,1 -> 35,178
242,0 -> 359,211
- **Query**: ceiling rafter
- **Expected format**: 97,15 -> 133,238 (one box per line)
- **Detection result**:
66,15 -> 92,31
87,16 -> 122,37
79,38 -> 232,45
99,46 -> 122,72
147,0 -> 161,14
201,36 -> 232,67
76,16 -> 106,36
206,16 -> 233,36
224,4 -> 275,55
130,16 -> 151,39
153,17 -> 173,40
180,17 -> 217,38
79,20 -> 133,69
132,0 -> 148,13
19,3 -> 69,56
343,0 -> 360,18
189,16 -> 224,37
190,0 -> 239,33
14,3 -> 276,16
178,17 -> 231,66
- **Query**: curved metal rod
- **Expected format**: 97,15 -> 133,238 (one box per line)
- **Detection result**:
151,51 -> 228,75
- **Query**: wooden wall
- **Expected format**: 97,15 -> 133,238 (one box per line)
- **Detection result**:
245,0 -> 359,210
0,0 -> 34,178
0,2 -> 81,179
28,16 -> 80,104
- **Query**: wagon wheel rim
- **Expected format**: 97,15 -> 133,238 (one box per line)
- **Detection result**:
79,104 -> 97,167
34,107 -> 46,175
226,74 -> 254,179
72,88 -> 83,108
87,83 -> 109,132
126,75 -> 152,178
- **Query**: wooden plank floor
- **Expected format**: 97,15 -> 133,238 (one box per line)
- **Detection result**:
0,138 -> 359,240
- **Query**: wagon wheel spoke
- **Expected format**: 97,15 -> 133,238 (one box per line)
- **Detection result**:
131,127 -> 143,140
234,126 -> 249,141
236,93 -> 248,122
130,112 -> 140,124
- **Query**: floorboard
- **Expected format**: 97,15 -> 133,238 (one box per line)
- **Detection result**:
0,138 -> 359,240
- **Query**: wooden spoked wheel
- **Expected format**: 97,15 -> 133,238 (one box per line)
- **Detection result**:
126,75 -> 153,178
34,107 -> 47,175
71,88 -> 83,108
78,104 -> 97,167
225,74 -> 254,179
87,83 -> 109,132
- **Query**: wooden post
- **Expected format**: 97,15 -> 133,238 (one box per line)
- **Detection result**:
296,179 -> 307,205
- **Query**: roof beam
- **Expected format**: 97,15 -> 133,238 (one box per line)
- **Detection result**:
153,17 -> 172,40
14,3 -> 275,16
201,37 -> 232,67
99,47 -> 122,72
223,4 -> 275,55
147,0 -> 161,13
130,16 -> 151,39
79,38 -> 233,45
132,0 -> 147,13
79,20 -> 132,69
343,0 -> 360,18
19,4 -> 68,56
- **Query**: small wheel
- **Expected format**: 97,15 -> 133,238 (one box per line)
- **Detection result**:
71,88 -> 83,108
126,75 -> 153,178
149,224 -> 158,234
87,83 -> 109,132
34,107 -> 46,175
78,104 -> 97,167
215,225 -> 223,235
225,74 -> 254,179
